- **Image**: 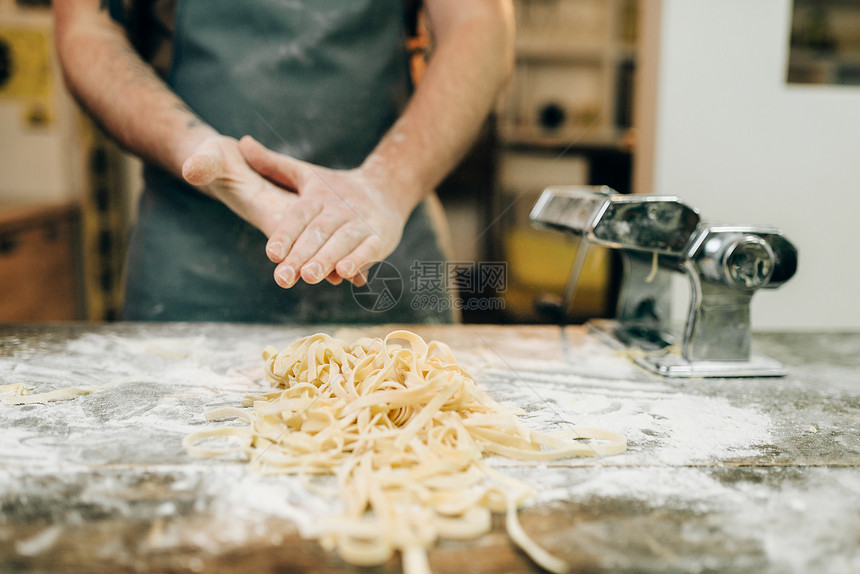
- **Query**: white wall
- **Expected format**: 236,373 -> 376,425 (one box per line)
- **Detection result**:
643,0 -> 860,330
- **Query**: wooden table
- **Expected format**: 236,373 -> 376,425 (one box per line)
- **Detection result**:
1,323 -> 858,573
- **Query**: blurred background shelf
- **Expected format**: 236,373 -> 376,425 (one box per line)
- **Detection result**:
487,0 -> 639,324
0,2 -> 137,322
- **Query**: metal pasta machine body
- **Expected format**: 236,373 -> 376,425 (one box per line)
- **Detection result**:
530,186 -> 798,377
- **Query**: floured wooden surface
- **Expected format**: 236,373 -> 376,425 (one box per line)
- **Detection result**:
0,323 -> 858,573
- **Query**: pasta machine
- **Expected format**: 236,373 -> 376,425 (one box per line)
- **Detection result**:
530,186 -> 798,377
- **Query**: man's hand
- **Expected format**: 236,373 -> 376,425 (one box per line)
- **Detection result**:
181,135 -> 298,240
183,136 -> 352,286
239,136 -> 414,289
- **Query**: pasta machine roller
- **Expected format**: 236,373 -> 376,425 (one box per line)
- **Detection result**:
529,186 -> 798,377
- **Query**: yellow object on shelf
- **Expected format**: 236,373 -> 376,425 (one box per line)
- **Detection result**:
0,27 -> 52,98
0,26 -> 55,127
502,228 -> 610,320
505,228 -> 609,290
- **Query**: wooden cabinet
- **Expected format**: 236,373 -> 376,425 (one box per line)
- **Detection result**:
0,202 -> 83,321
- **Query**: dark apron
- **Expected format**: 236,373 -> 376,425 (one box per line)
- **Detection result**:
122,0 -> 453,324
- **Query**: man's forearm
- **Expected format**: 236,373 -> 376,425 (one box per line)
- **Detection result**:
54,1 -> 217,179
358,0 -> 515,217
54,2 -> 310,241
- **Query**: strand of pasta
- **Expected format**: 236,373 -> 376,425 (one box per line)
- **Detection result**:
0,382 -> 115,405
184,330 -> 626,574
0,382 -> 27,396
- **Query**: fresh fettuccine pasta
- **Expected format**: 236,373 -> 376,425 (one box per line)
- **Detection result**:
184,330 -> 626,574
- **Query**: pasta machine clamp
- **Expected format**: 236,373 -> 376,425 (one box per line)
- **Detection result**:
530,186 -> 798,378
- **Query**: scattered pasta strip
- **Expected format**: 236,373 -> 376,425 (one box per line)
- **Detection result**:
1,382 -> 113,405
0,382 -> 28,396
645,251 -> 659,283
184,331 -> 626,573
